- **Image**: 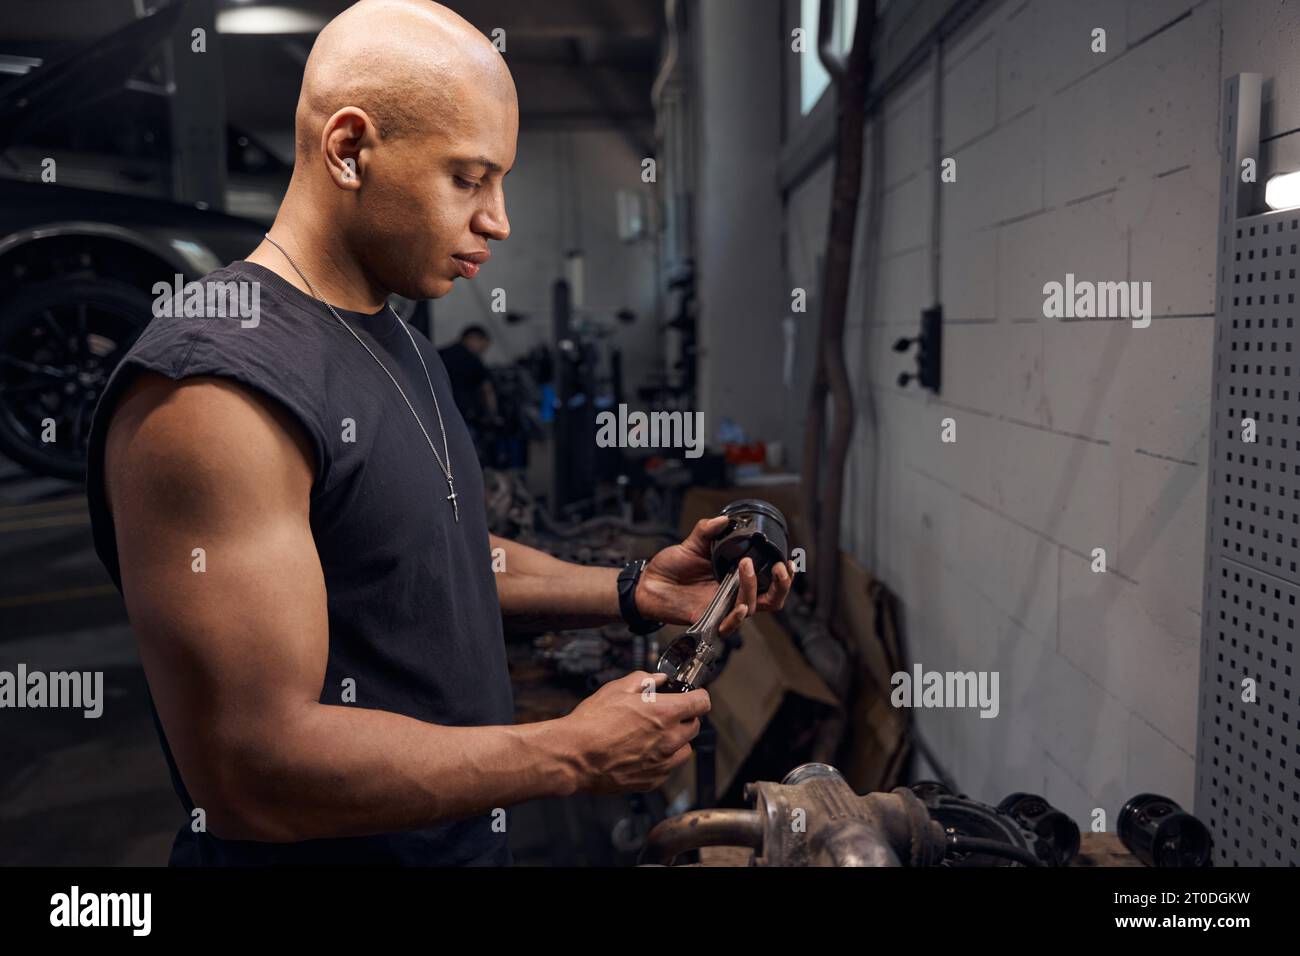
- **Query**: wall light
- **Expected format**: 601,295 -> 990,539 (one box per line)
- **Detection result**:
1265,170 -> 1300,210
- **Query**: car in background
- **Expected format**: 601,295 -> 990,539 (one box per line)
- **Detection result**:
0,1 -> 272,480
0,180 -> 267,480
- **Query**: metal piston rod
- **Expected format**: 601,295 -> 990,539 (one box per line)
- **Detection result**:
656,499 -> 789,693
661,568 -> 740,692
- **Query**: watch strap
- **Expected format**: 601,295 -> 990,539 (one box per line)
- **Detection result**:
618,559 -> 663,635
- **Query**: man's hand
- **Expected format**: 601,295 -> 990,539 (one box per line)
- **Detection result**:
635,515 -> 794,638
563,672 -> 709,794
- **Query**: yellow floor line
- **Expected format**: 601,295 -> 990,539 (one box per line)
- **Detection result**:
0,513 -> 91,533
0,583 -> 118,608
0,495 -> 87,519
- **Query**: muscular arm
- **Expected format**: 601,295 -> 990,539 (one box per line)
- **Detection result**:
490,517 -> 793,638
491,535 -> 622,634
105,372 -> 592,843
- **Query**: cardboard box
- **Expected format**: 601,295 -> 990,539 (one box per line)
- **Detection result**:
831,551 -> 911,792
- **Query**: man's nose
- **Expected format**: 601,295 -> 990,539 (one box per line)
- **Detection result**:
473,194 -> 510,242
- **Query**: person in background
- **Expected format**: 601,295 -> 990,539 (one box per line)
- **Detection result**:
439,324 -> 498,423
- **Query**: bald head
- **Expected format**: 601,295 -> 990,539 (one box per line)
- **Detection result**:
296,0 -> 514,157
267,0 -> 518,303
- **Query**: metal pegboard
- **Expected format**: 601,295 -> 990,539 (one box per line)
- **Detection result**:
1200,558 -> 1300,864
1197,73 -> 1300,865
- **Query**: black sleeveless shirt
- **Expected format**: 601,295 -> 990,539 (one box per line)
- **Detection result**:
84,260 -> 516,865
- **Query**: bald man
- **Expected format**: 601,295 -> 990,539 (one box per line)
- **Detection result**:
84,0 -> 791,866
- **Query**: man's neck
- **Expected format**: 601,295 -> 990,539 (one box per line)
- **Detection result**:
246,193 -> 388,313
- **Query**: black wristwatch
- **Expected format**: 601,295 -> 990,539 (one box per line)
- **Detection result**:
618,559 -> 663,635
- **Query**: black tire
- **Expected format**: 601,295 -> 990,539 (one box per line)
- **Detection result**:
0,277 -> 153,481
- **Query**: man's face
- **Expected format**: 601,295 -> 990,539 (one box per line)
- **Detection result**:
352,76 -> 517,300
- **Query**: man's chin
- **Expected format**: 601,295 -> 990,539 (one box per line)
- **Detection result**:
415,276 -> 456,299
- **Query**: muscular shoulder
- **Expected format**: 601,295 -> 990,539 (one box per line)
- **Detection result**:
103,371 -> 316,528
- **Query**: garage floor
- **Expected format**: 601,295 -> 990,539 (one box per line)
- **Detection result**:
0,457 -> 170,865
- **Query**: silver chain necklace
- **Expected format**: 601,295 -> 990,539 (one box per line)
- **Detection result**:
262,233 -> 460,522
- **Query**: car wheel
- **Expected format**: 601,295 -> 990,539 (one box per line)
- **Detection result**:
0,277 -> 153,481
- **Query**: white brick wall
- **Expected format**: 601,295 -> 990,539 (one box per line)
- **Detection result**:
1221,0 -> 1300,138
771,0 -> 1267,820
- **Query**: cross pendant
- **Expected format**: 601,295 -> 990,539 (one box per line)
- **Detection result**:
446,480 -> 459,523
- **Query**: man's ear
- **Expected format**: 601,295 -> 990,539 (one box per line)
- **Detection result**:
321,107 -> 369,190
